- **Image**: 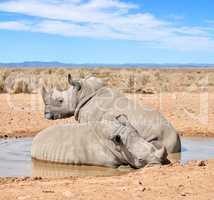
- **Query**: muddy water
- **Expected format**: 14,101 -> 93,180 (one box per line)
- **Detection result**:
0,137 -> 214,178
0,138 -> 132,178
0,138 -> 32,177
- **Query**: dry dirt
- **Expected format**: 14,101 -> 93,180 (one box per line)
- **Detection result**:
0,80 -> 214,199
0,160 -> 213,200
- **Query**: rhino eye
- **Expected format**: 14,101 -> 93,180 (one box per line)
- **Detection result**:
56,98 -> 64,104
112,135 -> 122,145
148,137 -> 158,143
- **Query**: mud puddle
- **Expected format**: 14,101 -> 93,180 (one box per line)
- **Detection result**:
0,137 -> 214,177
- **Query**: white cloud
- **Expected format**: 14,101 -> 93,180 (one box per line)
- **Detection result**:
0,20 -> 30,30
34,20 -> 129,39
0,0 -> 214,52
83,0 -> 138,10
0,0 -> 137,23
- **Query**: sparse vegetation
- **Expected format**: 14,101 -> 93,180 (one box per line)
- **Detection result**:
0,67 -> 214,94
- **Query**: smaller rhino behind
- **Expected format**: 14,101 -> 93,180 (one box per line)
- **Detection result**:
31,115 -> 169,168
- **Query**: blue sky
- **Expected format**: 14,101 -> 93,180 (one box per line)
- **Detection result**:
0,0 -> 214,64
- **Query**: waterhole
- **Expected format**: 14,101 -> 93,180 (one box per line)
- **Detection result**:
0,137 -> 214,178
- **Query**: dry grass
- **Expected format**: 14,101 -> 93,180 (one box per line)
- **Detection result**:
0,67 -> 214,94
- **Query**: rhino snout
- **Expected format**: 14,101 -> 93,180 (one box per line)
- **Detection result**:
45,113 -> 61,120
153,147 -> 170,165
45,112 -> 53,120
136,147 -> 170,167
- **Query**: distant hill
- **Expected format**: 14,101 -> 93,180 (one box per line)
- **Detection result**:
0,61 -> 214,68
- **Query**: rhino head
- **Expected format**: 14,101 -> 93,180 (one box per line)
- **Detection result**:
41,74 -> 104,120
111,115 -> 169,168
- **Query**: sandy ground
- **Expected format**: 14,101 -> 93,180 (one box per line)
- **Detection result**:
0,92 -> 214,200
0,160 -> 213,200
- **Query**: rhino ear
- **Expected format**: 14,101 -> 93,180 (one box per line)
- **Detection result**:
68,74 -> 73,85
84,74 -> 95,79
115,114 -> 129,126
68,74 -> 81,91
74,82 -> 81,91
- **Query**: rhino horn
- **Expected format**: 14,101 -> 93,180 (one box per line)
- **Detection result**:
68,74 -> 81,91
155,147 -> 167,160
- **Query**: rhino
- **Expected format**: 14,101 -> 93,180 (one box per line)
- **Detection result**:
42,75 -> 181,153
31,115 -> 169,168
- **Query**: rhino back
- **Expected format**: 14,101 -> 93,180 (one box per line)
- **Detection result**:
78,87 -> 165,133
31,123 -> 119,166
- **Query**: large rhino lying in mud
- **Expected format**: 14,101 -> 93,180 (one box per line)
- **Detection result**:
31,115 -> 169,168
42,75 -> 181,153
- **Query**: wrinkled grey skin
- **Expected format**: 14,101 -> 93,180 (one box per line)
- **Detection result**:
32,115 -> 169,168
42,75 -> 181,153
41,87 -> 78,120
41,75 -> 103,120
